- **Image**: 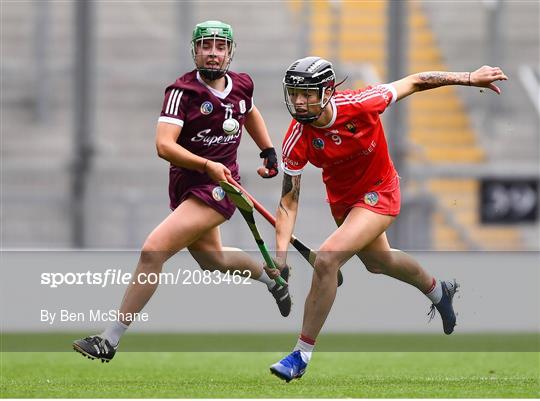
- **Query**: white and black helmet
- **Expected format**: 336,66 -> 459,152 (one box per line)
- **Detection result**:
283,56 -> 336,124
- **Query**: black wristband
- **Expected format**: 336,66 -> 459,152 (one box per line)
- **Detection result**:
259,147 -> 278,178
259,147 -> 276,159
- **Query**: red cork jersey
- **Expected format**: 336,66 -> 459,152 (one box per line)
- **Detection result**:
281,84 -> 399,205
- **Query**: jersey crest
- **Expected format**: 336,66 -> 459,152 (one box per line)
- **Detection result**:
200,101 -> 213,115
312,138 -> 325,150
345,120 -> 358,133
364,191 -> 379,206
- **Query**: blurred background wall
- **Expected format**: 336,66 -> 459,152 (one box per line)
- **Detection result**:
2,0 -> 539,251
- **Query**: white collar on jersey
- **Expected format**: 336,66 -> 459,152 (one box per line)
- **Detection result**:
316,98 -> 337,129
196,71 -> 233,99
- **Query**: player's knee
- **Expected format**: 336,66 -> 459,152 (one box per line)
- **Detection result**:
365,264 -> 384,274
195,252 -> 226,272
313,251 -> 339,277
363,252 -> 395,275
139,242 -> 168,269
198,263 -> 221,272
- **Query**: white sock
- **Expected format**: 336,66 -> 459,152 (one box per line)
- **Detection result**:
257,270 -> 276,289
294,337 -> 315,363
425,279 -> 443,304
101,320 -> 128,347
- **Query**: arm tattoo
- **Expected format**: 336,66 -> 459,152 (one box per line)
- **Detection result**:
279,174 -> 301,215
291,175 -> 301,202
416,71 -> 469,91
279,175 -> 293,216
281,174 -> 301,201
281,174 -> 293,198
278,201 -> 288,217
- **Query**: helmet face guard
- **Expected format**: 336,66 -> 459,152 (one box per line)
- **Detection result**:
283,83 -> 335,124
191,21 -> 235,81
282,57 -> 336,124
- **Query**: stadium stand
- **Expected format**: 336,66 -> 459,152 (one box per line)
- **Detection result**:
2,1 -> 538,250
318,0 -> 538,250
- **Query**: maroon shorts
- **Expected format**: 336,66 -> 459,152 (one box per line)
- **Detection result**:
169,169 -> 239,220
329,175 -> 401,221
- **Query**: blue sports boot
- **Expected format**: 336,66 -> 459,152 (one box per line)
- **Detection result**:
270,350 -> 307,382
428,279 -> 459,335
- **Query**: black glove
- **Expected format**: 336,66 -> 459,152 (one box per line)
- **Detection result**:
259,147 -> 278,178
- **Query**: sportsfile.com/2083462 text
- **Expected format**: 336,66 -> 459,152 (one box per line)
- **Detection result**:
40,268 -> 252,288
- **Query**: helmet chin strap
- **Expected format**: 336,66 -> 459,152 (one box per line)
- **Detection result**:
294,114 -> 319,124
199,68 -> 226,81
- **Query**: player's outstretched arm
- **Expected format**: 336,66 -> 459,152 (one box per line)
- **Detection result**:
155,122 -> 231,182
390,65 -> 508,102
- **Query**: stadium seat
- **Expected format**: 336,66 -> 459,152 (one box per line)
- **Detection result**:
313,0 -> 526,250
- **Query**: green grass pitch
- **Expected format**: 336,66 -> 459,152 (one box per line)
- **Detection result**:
1,334 -> 538,398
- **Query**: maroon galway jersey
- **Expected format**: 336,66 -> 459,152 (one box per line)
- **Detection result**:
158,70 -> 254,187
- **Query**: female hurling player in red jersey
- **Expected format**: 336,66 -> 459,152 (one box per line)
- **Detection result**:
268,56 -> 507,382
